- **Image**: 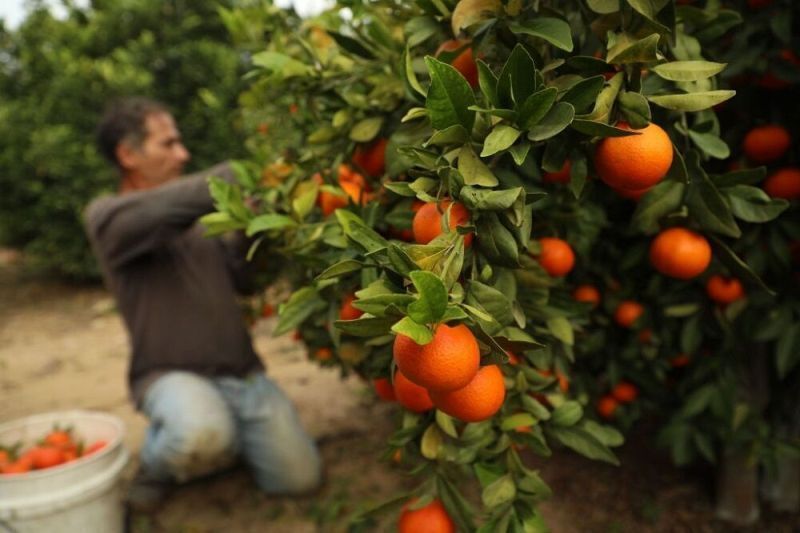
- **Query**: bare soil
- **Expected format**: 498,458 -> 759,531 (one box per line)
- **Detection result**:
1,251 -> 798,532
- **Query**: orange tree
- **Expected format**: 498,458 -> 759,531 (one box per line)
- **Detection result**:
206,0 -> 797,528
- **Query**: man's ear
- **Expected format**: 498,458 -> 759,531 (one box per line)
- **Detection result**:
115,141 -> 139,171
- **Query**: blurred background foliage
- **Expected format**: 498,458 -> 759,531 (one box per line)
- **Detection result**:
0,0 -> 249,279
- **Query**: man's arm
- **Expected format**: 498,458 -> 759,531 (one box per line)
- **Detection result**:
85,162 -> 234,270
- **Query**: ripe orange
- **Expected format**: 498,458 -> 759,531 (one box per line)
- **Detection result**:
747,0 -> 773,8
412,201 -> 473,247
649,227 -> 711,280
352,138 -> 388,177
261,303 -> 274,318
318,180 -> 368,216
543,160 -> 571,184
506,351 -> 520,365
398,498 -> 456,533
393,370 -> 434,413
436,39 -> 479,88
314,347 -> 333,362
705,275 -> 744,305
763,168 -> 800,200
44,430 -> 73,449
572,284 -> 601,307
743,125 -> 790,163
430,365 -> 506,422
339,293 -> 364,320
594,122 -> 673,191
614,300 -> 644,328
670,353 -> 691,368
611,381 -> 638,403
1,457 -> 33,475
373,378 -> 396,402
534,237 -> 575,277
83,440 -> 107,456
393,323 -> 480,392
597,395 -> 618,419
29,446 -> 66,469
336,164 -> 368,189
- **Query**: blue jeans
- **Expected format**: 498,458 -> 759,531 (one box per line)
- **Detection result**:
140,371 -> 321,494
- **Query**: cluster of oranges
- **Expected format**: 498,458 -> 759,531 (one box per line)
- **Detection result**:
369,323 -> 506,423
742,125 -> 799,200
596,381 -> 639,420
0,428 -> 106,475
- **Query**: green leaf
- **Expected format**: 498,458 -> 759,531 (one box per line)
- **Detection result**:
199,212 -> 246,236
508,18 -> 574,52
496,44 -> 539,109
426,124 -> 470,147
327,31 -> 375,59
652,61 -> 727,81
392,316 -> 433,344
251,51 -> 313,78
421,424 -> 443,459
481,125 -> 522,157
688,130 -> 729,159
561,76 -> 605,114
547,426 -> 620,465
425,57 -> 477,132
246,214 -> 297,236
404,46 -> 427,98
350,117 -> 384,142
626,0 -> 668,21
315,259 -> 363,281
618,91 -> 651,129
275,287 -> 327,336
709,235 -> 774,295
630,179 -> 686,234
527,102 -> 575,141
648,91 -> 736,112
460,187 -> 523,211
482,474 -> 517,508
607,33 -> 660,64
685,156 -> 740,238
546,316 -> 574,346
776,323 -> 800,380
334,317 -> 395,337
722,185 -> 789,223
467,280 -> 516,328
582,421 -> 624,447
436,411 -> 459,438
571,120 -> 638,137
475,213 -> 521,267
679,384 -> 715,418
335,210 -> 389,253
459,145 -> 499,186
680,313 -> 702,354
407,271 -> 449,324
500,413 -> 537,431
710,168 -> 766,188
552,401 -> 583,426
587,0 -> 620,13
518,88 -> 558,129
477,60 -> 499,107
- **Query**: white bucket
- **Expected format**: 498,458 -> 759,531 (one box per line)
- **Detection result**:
0,410 -> 130,533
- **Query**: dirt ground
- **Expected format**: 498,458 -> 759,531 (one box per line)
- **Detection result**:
1,250 -> 799,532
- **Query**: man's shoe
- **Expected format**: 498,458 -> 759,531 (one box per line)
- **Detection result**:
125,468 -> 173,514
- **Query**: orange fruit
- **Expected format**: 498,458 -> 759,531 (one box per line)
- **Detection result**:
398,498 -> 456,533
705,275 -> 745,305
763,168 -> 800,200
743,125 -> 791,163
430,365 -> 506,422
572,284 -> 601,307
534,237 -> 575,277
373,378 -> 396,402
261,303 -> 274,318
339,293 -> 364,321
614,300 -> 644,328
597,395 -> 618,419
638,328 -> 653,344
336,164 -> 368,189
649,227 -> 711,280
543,160 -> 571,184
611,381 -> 638,403
436,39 -> 479,88
747,0 -> 773,9
393,323 -> 480,392
670,353 -> 691,368
318,180 -> 368,216
506,351 -> 520,365
83,440 -> 108,456
594,122 -> 673,191
29,446 -> 66,470
314,347 -> 333,361
393,370 -> 434,413
352,138 -> 388,177
1,457 -> 33,475
412,201 -> 473,247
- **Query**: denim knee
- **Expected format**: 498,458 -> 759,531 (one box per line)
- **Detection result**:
152,417 -> 238,482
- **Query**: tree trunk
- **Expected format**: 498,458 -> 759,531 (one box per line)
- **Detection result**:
715,448 -> 760,525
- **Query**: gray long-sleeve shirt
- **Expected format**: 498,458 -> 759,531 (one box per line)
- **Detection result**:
84,163 -> 263,401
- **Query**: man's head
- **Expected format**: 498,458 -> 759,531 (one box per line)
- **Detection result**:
96,97 -> 191,190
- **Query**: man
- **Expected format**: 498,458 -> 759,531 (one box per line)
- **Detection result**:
85,97 -> 321,510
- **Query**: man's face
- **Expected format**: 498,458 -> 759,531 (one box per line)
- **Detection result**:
121,112 -> 191,189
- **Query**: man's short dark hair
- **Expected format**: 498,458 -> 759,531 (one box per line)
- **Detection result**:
95,97 -> 169,168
